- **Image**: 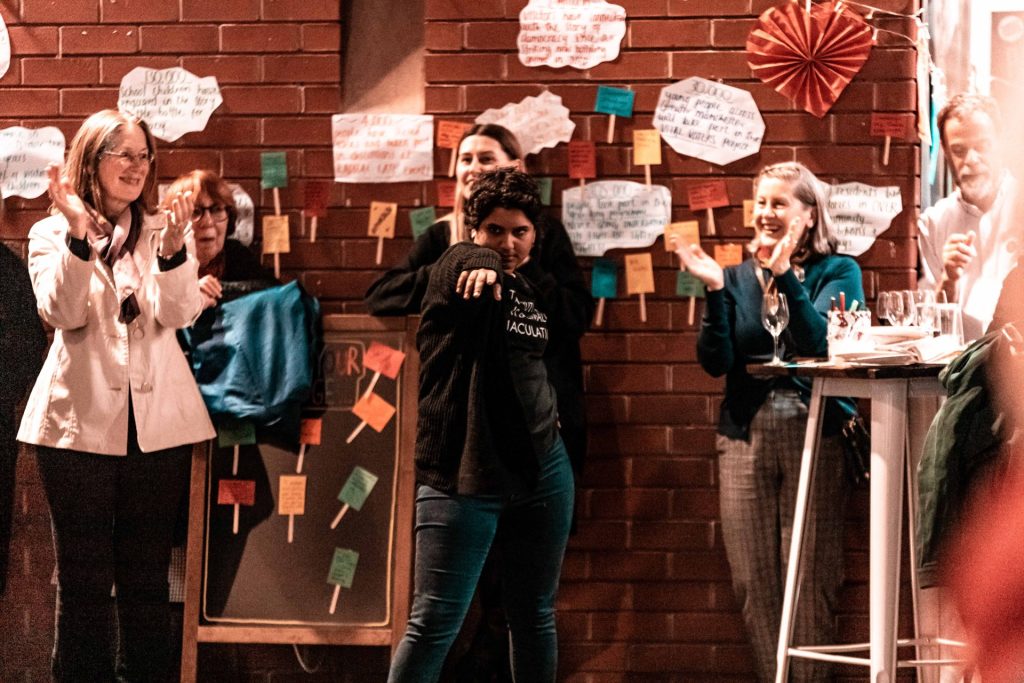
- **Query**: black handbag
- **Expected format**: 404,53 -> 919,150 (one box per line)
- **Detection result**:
840,415 -> 871,486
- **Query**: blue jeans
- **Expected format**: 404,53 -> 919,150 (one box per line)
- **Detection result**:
388,437 -> 574,683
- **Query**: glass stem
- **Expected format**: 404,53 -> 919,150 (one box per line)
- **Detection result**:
772,334 -> 780,364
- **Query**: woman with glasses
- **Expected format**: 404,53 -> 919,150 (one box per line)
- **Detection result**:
17,109 -> 215,682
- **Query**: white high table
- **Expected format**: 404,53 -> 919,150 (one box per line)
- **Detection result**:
752,362 -> 962,683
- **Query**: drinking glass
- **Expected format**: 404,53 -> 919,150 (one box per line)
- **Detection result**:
876,291 -> 894,325
761,291 -> 790,366
912,289 -> 938,333
899,290 -> 919,326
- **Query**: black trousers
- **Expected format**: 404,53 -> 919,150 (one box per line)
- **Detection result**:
35,425 -> 191,683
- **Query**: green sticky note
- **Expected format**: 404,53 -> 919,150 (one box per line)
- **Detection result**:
594,85 -> 635,118
591,258 -> 617,299
535,177 -> 552,206
409,206 -> 437,239
338,466 -> 379,512
260,151 -> 288,189
676,271 -> 706,298
327,547 -> 359,588
217,420 -> 256,447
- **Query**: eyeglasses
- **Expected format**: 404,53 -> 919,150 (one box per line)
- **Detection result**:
102,149 -> 154,166
191,205 -> 229,222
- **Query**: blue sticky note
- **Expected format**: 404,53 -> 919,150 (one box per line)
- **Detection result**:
260,152 -> 288,189
409,206 -> 437,239
535,177 -> 552,206
676,271 -> 706,298
594,86 -> 635,118
591,258 -> 618,299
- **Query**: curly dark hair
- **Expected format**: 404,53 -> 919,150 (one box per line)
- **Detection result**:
463,167 -> 543,232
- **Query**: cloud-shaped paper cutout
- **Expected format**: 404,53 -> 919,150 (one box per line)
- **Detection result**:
518,0 -> 626,70
561,181 -> 673,257
118,66 -> 223,142
0,15 -> 10,80
828,182 -> 903,257
475,91 -> 575,156
0,126 -> 67,200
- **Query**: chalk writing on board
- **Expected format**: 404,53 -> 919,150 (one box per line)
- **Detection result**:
0,126 -> 66,200
118,67 -> 223,143
476,92 -> 575,157
517,0 -> 627,70
827,182 -> 902,257
332,114 -> 434,183
561,180 -> 672,257
654,77 -> 764,166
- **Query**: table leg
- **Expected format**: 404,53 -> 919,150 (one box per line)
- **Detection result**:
870,381 -> 908,683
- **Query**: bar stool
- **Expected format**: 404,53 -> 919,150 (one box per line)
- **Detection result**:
771,368 -> 967,683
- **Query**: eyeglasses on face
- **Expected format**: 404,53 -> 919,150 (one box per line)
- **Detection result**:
101,149 -> 154,166
191,205 -> 229,222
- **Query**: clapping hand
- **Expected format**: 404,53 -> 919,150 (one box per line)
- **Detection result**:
671,237 -> 724,291
198,274 -> 223,310
762,217 -> 803,276
159,191 -> 194,258
47,164 -> 98,239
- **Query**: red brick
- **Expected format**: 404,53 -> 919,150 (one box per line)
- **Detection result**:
180,0 -> 259,21
589,611 -> 674,641
262,117 -> 332,146
263,54 -> 340,83
670,364 -> 723,394
629,19 -> 711,49
425,53 -> 505,83
4,89 -> 60,116
23,0 -> 98,23
668,0 -> 751,15
567,521 -> 629,552
101,0 -> 178,23
7,26 -> 59,55
633,581 -> 718,611
301,149 -> 336,178
425,0 -> 506,20
762,113 -> 834,144
464,21 -> 519,50
669,427 -> 717,454
0,60 -> 20,85
671,551 -> 732,580
220,24 -> 301,53
590,52 -> 672,82
180,55 -> 261,83
303,85 -> 342,113
669,487 -> 719,519
586,488 -> 672,520
22,57 -> 99,85
220,85 -> 302,114
632,457 -> 713,487
588,425 -> 669,457
157,148 -> 223,178
587,364 -> 670,394
712,18 -> 758,48
261,0 -> 340,21
671,50 -> 752,80
560,642 -> 629,673
425,22 -> 463,51
60,25 -> 138,54
301,23 -> 341,52
99,55 -> 179,85
139,24 -> 219,53
424,85 -> 465,113
631,520 -> 715,551
627,333 -> 698,362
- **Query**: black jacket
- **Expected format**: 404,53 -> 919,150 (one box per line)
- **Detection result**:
0,243 -> 46,408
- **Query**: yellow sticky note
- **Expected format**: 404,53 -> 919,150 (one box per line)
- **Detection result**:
632,129 -> 662,167
664,221 -> 701,252
714,243 -> 744,267
368,201 -> 398,238
743,199 -> 755,228
262,215 -> 291,254
278,475 -> 307,516
624,253 -> 655,295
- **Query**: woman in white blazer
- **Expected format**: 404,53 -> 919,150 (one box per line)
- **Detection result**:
17,109 -> 215,682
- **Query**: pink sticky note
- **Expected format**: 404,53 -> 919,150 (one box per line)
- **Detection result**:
363,342 -> 406,380
217,479 -> 256,506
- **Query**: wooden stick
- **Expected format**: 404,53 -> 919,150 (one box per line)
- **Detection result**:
706,207 -> 716,237
375,236 -> 384,265
232,504 -> 239,535
346,421 -> 367,444
688,296 -> 696,326
362,371 -> 382,400
288,515 -> 294,544
639,293 -> 647,323
594,297 -> 606,327
273,187 -> 281,216
310,216 -> 318,243
296,444 -> 306,474
448,150 -> 457,177
882,136 -> 891,166
331,503 -> 350,529
300,212 -> 306,237
329,585 -> 341,614
644,164 -> 651,186
606,114 -> 616,144
232,445 -> 239,476
579,177 -> 586,201
273,252 -> 280,280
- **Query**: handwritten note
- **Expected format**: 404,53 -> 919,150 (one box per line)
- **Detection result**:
436,120 -> 471,149
664,221 -> 700,252
409,206 -> 438,239
436,180 -> 456,208
561,180 -> 672,257
654,77 -> 765,165
217,479 -> 256,506
568,141 -> 597,179
352,392 -> 396,432
0,126 -> 66,199
303,181 -> 330,218
278,475 -> 306,515
714,244 -> 745,267
338,466 -> 379,512
261,152 -> 288,189
624,253 -> 655,295
0,15 -> 9,80
476,91 -> 575,156
364,342 -> 406,379
262,215 -> 291,254
368,201 -> 397,238
299,418 -> 322,445
594,85 -> 635,118
217,420 -> 256,447
332,114 -> 433,183
591,258 -> 618,298
870,113 -> 910,138
687,180 -> 730,210
676,271 -> 706,298
517,0 -> 627,69
327,548 -> 359,588
827,182 -> 903,257
117,67 -> 222,142
632,129 -> 662,167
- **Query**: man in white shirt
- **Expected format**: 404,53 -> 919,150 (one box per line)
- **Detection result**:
918,93 -> 1017,342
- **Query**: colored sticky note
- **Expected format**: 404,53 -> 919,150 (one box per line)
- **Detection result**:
409,206 -> 437,239
688,180 -> 730,210
676,271 -> 706,298
337,465 -> 379,511
299,418 -> 322,446
535,177 -> 552,206
260,151 -> 288,189
303,180 -> 330,218
368,201 -> 397,239
870,113 -> 909,138
591,258 -> 618,299
218,420 -> 256,448
262,214 -> 291,254
364,341 -> 406,379
278,475 -> 306,515
352,392 -> 396,432
714,243 -> 744,267
568,141 -> 596,180
217,479 -> 256,506
664,221 -> 700,252
624,253 -> 655,295
327,547 -> 359,588
594,85 -> 635,118
436,180 -> 456,208
633,129 -> 662,166
436,120 -> 472,149
743,199 -> 755,228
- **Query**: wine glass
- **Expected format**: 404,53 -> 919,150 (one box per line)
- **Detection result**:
762,290 -> 790,366
912,289 -> 937,332
876,291 -> 893,325
898,290 -> 918,326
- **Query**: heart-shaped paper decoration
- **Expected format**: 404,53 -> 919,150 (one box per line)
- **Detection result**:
747,1 -> 873,118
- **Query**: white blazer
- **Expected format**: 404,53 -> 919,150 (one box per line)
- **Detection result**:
18,212 -> 216,455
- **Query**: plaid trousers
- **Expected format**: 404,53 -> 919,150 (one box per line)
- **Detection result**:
717,389 -> 848,682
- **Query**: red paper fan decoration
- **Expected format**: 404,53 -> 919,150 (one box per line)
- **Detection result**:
747,1 -> 874,118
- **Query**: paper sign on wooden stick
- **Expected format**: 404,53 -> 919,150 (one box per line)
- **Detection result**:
338,466 -> 379,512
304,181 -> 329,218
535,177 -> 553,206
218,479 -> 256,506
0,126 -> 67,199
625,253 -> 655,295
676,271 -> 706,298
870,113 -> 909,138
332,114 -> 433,183
714,244 -> 744,267
278,475 -> 306,515
409,206 -> 437,239
262,215 -> 291,254
664,221 -> 700,252
218,421 -> 256,448
436,120 -> 471,149
368,202 -> 397,238
594,85 -> 635,118
436,180 -> 456,208
364,342 -> 406,380
260,152 -> 288,189
743,199 -> 755,228
687,180 -> 730,210
591,259 -> 618,299
632,130 -> 662,167
568,141 -> 597,180
351,393 -> 396,433
299,418 -> 322,445
327,547 -> 359,614
517,0 -> 626,70
117,66 -> 222,142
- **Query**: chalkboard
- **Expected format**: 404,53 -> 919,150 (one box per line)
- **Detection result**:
181,316 -> 418,681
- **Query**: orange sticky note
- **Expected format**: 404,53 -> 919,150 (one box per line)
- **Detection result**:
624,253 -> 655,295
568,141 -> 597,180
368,202 -> 398,238
364,341 -> 406,380
299,418 -> 322,446
632,129 -> 662,166
688,180 -> 730,211
217,479 -> 256,506
436,180 -> 456,208
278,475 -> 307,515
714,243 -> 744,267
352,392 -> 396,433
261,215 -> 291,254
870,113 -> 909,138
436,120 -> 471,149
743,199 -> 755,228
664,221 -> 700,252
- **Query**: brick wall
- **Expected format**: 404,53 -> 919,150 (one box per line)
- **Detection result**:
0,0 -> 921,680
